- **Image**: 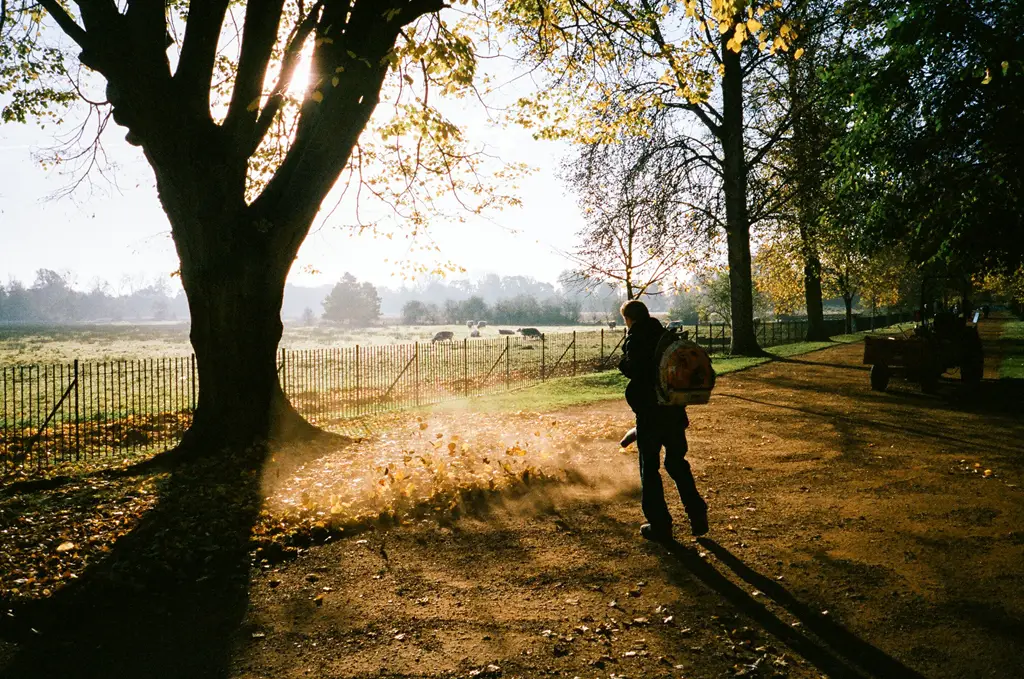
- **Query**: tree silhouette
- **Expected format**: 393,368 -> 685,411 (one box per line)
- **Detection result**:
0,0 -> 490,451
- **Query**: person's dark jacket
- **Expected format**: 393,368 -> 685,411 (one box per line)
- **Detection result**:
618,316 -> 666,414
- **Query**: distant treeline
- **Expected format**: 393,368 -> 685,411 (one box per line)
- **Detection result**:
378,273 -> 669,318
2,269 -> 667,324
401,295 -> 582,326
0,270 -> 189,323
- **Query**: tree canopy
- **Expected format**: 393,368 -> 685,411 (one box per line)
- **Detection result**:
322,273 -> 380,326
830,0 -> 1024,275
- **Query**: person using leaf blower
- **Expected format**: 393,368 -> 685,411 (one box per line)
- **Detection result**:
617,300 -> 709,541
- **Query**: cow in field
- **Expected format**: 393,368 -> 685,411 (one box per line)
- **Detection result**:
498,329 -> 515,335
518,327 -> 544,339
432,331 -> 455,343
608,321 -> 617,329
476,321 -> 488,328
466,320 -> 476,328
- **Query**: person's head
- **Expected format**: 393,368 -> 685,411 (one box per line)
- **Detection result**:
620,299 -> 650,329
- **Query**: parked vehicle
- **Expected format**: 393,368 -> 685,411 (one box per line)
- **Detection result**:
863,276 -> 983,392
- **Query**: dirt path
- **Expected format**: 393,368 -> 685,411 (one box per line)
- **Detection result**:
4,320 -> 1022,679
215,317 -> 1022,679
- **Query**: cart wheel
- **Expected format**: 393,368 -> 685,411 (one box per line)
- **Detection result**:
870,365 -> 890,391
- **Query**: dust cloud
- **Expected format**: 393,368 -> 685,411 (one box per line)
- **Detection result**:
258,402 -> 641,533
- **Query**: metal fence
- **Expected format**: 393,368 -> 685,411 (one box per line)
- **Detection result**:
1,317 -> 908,473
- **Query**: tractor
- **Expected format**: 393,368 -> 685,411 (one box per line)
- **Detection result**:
862,276 -> 984,392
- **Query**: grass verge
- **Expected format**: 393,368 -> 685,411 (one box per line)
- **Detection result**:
456,326 -> 904,413
998,319 -> 1024,379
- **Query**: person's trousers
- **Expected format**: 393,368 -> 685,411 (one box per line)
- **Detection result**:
635,407 -> 705,529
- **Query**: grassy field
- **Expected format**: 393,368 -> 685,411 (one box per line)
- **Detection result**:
443,336 -> 882,413
998,319 -> 1024,379
0,322 -> 621,364
0,314 -> 905,366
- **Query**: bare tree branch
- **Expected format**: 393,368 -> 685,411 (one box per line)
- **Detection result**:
247,1 -> 324,153
224,0 -> 289,149
37,0 -> 88,47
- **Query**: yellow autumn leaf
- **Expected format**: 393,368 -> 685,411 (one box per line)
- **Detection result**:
718,20 -> 733,34
332,76 -> 340,87
794,47 -> 805,60
981,68 -> 992,85
747,18 -> 763,33
311,90 -> 324,102
246,98 -> 260,112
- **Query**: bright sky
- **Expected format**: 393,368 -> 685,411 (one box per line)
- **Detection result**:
0,45 -> 585,292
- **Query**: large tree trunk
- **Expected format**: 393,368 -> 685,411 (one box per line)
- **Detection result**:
177,249 -> 317,453
800,230 -> 830,341
721,42 -> 762,356
843,294 -> 854,334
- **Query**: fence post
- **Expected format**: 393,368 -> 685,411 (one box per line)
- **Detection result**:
280,348 -> 287,398
355,345 -> 361,414
73,359 -> 80,461
414,342 -> 420,407
505,336 -> 510,390
464,338 -> 469,397
541,334 -> 546,381
190,354 -> 197,410
600,328 -> 604,364
572,331 -> 577,376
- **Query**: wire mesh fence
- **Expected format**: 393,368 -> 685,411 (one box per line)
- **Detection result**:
1,316 -> 907,473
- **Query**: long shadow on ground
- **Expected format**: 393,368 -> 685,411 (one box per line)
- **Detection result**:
658,538 -> 926,679
0,448 -> 268,679
718,374 -> 1024,458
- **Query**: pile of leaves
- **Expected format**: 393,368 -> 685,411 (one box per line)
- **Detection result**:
0,473 -> 167,602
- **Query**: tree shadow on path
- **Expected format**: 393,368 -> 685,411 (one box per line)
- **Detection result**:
0,448 -> 269,679
717,390 -> 1023,457
658,538 -> 926,679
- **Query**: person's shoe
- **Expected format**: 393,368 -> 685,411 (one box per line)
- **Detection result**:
620,427 -> 638,448
687,506 -> 709,537
640,523 -> 673,542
